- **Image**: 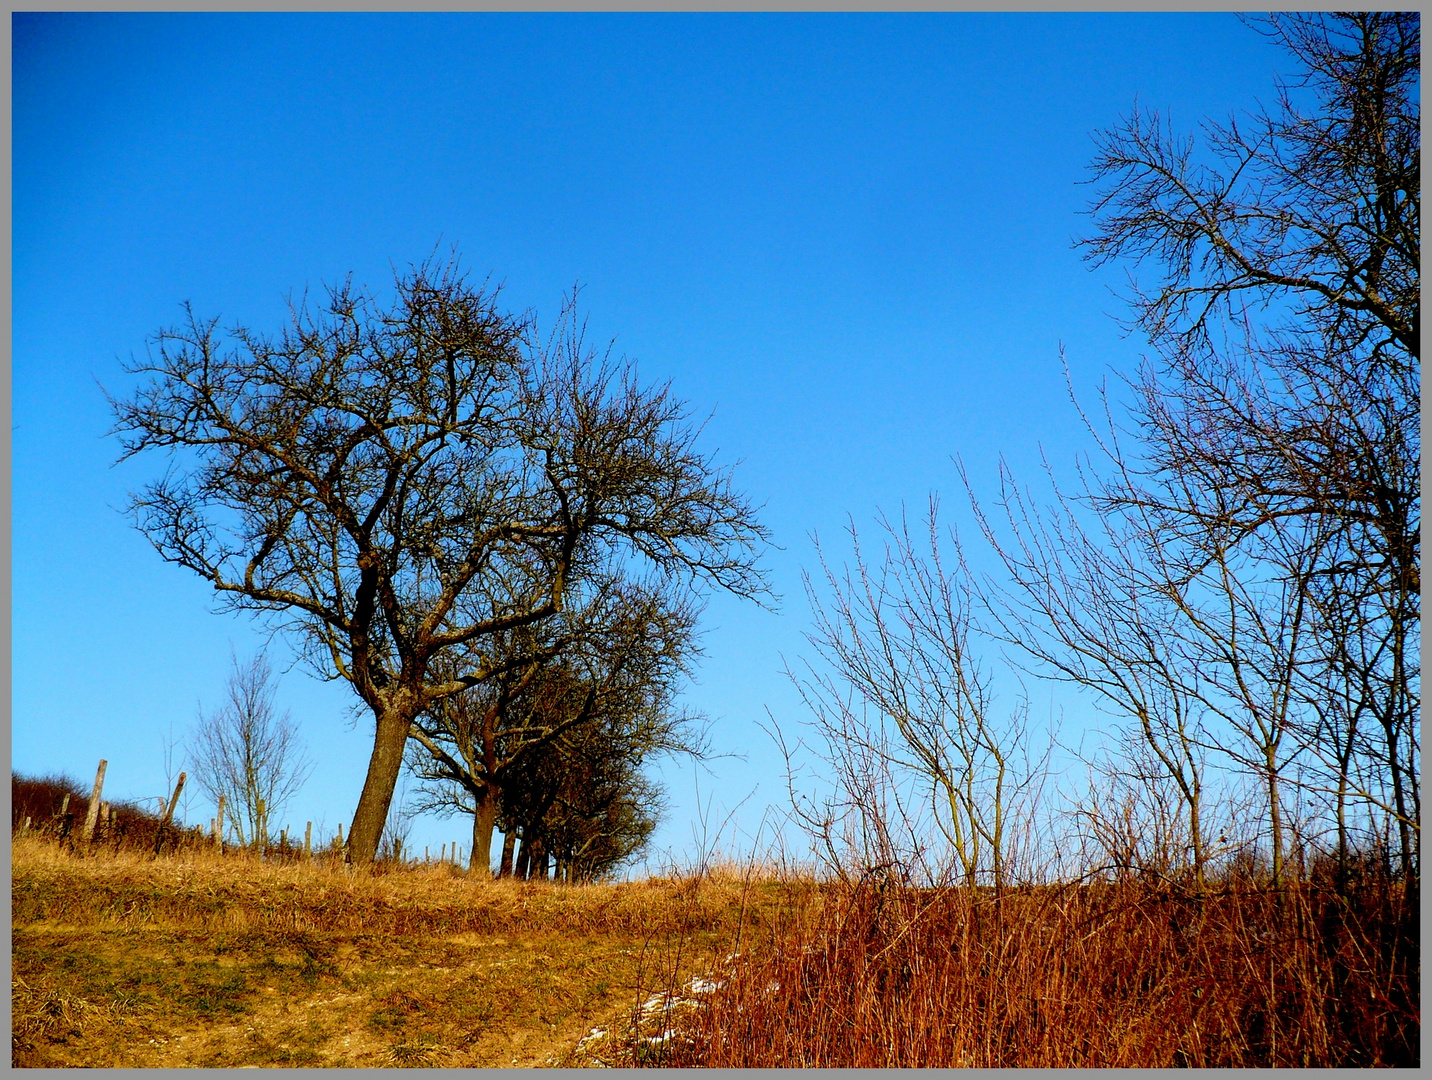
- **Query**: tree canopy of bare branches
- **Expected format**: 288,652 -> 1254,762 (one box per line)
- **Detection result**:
111,256 -> 769,864
1079,12 -> 1418,877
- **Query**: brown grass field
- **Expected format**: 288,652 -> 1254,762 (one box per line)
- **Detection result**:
11,834 -> 1418,1067
11,836 -> 815,1068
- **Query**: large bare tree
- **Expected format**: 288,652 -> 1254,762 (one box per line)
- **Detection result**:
111,257 -> 768,864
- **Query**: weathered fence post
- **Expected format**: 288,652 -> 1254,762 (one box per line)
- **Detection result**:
214,794 -> 226,852
82,759 -> 108,842
160,772 -> 186,827
56,793 -> 74,839
154,772 -> 186,854
304,821 -> 312,859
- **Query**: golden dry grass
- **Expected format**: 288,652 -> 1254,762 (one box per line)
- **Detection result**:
11,836 -> 817,1068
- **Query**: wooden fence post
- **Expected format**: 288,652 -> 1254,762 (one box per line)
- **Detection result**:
82,759 -> 108,842
214,794 -> 226,851
57,793 -> 73,838
305,821 -> 312,859
160,772 -> 186,827
154,772 -> 186,853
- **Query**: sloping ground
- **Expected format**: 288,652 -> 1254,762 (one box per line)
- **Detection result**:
11,838 -> 817,1067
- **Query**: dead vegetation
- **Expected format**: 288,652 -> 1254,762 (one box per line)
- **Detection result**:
12,834 -> 1417,1068
658,863 -> 1419,1067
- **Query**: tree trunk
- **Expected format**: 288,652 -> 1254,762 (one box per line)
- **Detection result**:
515,834 -> 531,880
1267,762 -> 1284,886
498,831 -> 516,878
348,706 -> 414,865
470,784 -> 499,877
533,838 -> 549,881
1188,788 -> 1205,893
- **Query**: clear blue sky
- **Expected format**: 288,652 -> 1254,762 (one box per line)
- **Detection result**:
13,12 -> 1284,868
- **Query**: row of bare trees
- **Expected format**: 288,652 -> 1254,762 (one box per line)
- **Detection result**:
113,258 -> 769,869
784,12 -> 1418,890
403,576 -> 703,880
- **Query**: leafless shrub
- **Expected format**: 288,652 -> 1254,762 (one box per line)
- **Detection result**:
189,650 -> 312,850
783,499 -> 1047,892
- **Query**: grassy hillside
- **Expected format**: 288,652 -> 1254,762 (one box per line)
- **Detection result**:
11,837 -> 814,1067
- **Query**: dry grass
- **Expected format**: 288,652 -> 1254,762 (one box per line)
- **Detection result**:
10,836 -> 813,1068
659,869 -> 1420,1067
15,835 -> 1415,1068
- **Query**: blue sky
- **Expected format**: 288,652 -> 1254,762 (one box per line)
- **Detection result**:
12,12 -> 1285,868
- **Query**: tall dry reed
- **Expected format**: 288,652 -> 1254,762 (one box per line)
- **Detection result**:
659,864 -> 1418,1067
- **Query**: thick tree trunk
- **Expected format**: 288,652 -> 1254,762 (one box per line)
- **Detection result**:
470,785 -> 499,877
498,831 -> 516,878
348,706 -> 414,865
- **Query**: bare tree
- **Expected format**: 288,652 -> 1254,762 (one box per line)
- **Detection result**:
1080,11 -> 1419,876
969,461 -> 1218,889
498,706 -> 669,882
791,499 -> 1042,892
111,256 -> 769,864
189,650 -> 312,850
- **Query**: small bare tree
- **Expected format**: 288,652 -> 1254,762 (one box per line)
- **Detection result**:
405,576 -> 703,877
190,650 -> 312,850
969,459 -> 1217,889
791,499 -> 1042,892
